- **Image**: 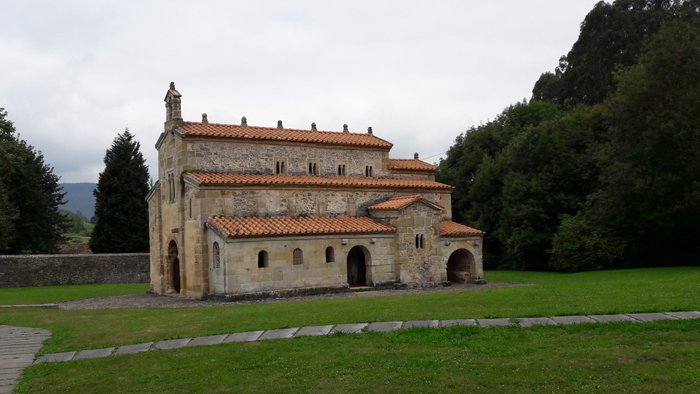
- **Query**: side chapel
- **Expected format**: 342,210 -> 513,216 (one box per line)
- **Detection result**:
147,83 -> 485,299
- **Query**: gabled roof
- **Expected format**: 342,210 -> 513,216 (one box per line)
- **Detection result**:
184,172 -> 453,191
178,121 -> 393,150
439,220 -> 484,237
388,159 -> 437,173
207,215 -> 396,239
367,194 -> 444,211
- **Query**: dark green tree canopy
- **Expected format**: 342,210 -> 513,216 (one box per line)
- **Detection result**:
440,1 -> 698,271
0,108 -> 68,254
90,129 -> 150,253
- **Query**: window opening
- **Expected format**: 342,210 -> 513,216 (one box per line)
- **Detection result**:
258,250 -> 268,268
213,242 -> 220,269
325,247 -> 335,263
293,248 -> 303,265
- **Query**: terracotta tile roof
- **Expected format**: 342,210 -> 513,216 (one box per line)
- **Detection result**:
368,194 -> 444,211
207,215 -> 396,238
389,159 -> 437,172
439,220 -> 484,237
185,172 -> 453,191
179,121 -> 393,149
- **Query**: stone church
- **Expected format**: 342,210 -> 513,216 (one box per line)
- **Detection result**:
147,82 -> 485,299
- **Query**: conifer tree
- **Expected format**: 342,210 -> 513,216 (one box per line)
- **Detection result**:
0,108 -> 68,253
90,129 -> 150,253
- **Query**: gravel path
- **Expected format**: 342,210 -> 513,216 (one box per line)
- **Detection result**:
59,282 -> 527,310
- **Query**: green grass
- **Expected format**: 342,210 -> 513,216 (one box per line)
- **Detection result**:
0,267 -> 698,355
16,320 -> 700,393
0,283 -> 148,305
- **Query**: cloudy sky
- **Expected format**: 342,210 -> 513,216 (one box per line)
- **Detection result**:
1,0 -> 602,183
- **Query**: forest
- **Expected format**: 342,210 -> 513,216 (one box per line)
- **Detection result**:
437,0 -> 700,271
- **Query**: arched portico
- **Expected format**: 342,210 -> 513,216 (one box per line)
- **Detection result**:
347,245 -> 371,287
446,248 -> 475,283
167,240 -> 181,293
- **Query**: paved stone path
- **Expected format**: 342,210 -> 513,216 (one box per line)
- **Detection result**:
25,310 -> 699,366
0,325 -> 50,394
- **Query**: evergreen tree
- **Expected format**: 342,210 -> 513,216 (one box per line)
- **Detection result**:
0,108 -> 68,253
90,129 -> 150,253
584,16 -> 700,266
533,0 -> 688,106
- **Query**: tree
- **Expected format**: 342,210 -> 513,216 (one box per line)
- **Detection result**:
90,129 -> 150,253
585,16 -> 700,266
0,108 -> 68,254
533,0 -> 687,105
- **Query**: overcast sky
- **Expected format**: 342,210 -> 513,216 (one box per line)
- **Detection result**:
1,0 -> 602,183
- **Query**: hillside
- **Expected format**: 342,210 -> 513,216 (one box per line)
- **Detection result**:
60,183 -> 96,219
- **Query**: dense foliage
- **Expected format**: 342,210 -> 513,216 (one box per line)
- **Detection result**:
438,1 -> 699,271
0,108 -> 68,253
90,129 -> 150,253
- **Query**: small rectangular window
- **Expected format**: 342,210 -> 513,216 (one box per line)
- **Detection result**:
308,162 -> 319,176
275,160 -> 287,175
337,164 -> 346,176
365,166 -> 373,177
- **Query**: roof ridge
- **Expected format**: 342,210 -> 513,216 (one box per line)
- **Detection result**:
181,120 -> 390,138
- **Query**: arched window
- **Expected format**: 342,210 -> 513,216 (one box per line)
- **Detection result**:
258,250 -> 268,268
415,234 -> 425,249
293,248 -> 303,265
325,247 -> 335,263
212,242 -> 220,269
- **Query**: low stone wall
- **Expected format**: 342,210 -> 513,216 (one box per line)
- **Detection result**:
0,253 -> 149,288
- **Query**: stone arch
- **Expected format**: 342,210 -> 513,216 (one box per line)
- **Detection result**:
446,248 -> 475,284
167,240 -> 181,293
347,245 -> 371,287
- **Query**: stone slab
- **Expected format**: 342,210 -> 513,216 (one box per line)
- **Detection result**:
403,320 -> 439,329
114,342 -> 153,355
223,331 -> 264,343
258,328 -> 299,341
517,317 -> 557,327
331,323 -> 368,334
626,313 -> 676,322
367,321 -> 404,332
550,315 -> 596,325
154,338 -> 192,350
186,334 -> 228,347
588,314 -> 636,323
664,311 -> 700,320
477,318 -> 514,328
34,351 -> 76,364
295,325 -> 334,337
73,347 -> 115,360
440,319 -> 477,327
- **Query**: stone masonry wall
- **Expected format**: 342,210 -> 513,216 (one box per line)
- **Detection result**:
0,254 -> 149,288
207,233 -> 396,294
188,139 -> 389,178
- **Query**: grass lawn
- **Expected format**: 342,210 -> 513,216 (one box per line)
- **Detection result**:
0,283 -> 149,305
16,320 -> 700,393
0,267 -> 698,355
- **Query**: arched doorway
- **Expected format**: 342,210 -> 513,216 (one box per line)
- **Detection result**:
347,246 -> 369,287
167,240 -> 181,293
446,249 -> 475,283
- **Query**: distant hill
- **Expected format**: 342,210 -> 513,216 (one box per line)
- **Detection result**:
60,183 -> 97,219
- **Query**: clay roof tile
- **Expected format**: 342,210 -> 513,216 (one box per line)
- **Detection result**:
185,172 -> 453,191
180,121 -> 393,150
207,216 -> 396,238
439,220 -> 484,237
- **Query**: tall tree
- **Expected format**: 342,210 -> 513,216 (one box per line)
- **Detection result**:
90,129 -> 150,253
0,108 -> 68,253
585,16 -> 700,266
533,0 -> 686,106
